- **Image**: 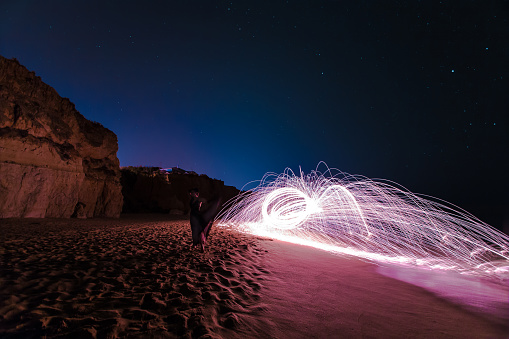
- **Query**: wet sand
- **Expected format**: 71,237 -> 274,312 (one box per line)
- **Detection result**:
0,214 -> 507,338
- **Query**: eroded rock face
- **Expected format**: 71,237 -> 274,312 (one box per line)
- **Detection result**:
0,56 -> 123,218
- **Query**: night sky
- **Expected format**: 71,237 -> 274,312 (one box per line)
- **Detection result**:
1,1 -> 507,229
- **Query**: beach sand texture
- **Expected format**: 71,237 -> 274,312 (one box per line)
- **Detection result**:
0,215 -> 507,338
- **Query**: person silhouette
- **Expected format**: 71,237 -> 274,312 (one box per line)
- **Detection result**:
189,188 -> 221,251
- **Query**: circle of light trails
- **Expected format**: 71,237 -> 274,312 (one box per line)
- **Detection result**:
217,164 -> 509,280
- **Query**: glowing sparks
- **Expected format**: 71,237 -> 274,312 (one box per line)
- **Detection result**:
217,163 -> 509,280
261,187 -> 321,230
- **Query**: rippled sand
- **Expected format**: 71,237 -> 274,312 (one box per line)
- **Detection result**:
0,214 -> 507,338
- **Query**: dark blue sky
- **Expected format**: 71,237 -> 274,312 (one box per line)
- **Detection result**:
1,1 -> 508,228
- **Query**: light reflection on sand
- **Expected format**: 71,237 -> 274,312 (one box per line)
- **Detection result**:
377,265 -> 509,323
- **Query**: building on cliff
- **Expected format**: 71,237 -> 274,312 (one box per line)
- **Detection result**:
0,56 -> 123,218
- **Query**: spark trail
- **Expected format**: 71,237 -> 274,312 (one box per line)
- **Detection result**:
217,164 -> 509,280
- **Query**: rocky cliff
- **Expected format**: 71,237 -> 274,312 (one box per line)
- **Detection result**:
121,167 -> 240,215
0,56 -> 123,218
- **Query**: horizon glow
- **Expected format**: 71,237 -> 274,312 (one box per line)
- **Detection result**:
217,163 -> 509,280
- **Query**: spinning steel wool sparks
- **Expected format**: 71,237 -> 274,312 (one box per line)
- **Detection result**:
217,164 -> 509,279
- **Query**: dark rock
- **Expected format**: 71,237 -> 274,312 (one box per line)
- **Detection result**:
120,166 -> 240,215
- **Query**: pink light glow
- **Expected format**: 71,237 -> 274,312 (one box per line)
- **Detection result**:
217,163 -> 509,280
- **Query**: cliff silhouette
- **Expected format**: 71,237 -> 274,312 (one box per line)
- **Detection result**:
121,167 -> 240,214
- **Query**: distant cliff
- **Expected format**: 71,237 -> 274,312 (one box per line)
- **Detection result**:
121,167 -> 240,214
0,56 -> 123,218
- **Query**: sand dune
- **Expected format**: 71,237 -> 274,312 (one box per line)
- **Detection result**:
0,215 -> 507,338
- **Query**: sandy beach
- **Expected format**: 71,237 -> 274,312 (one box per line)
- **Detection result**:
1,215 -> 508,338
